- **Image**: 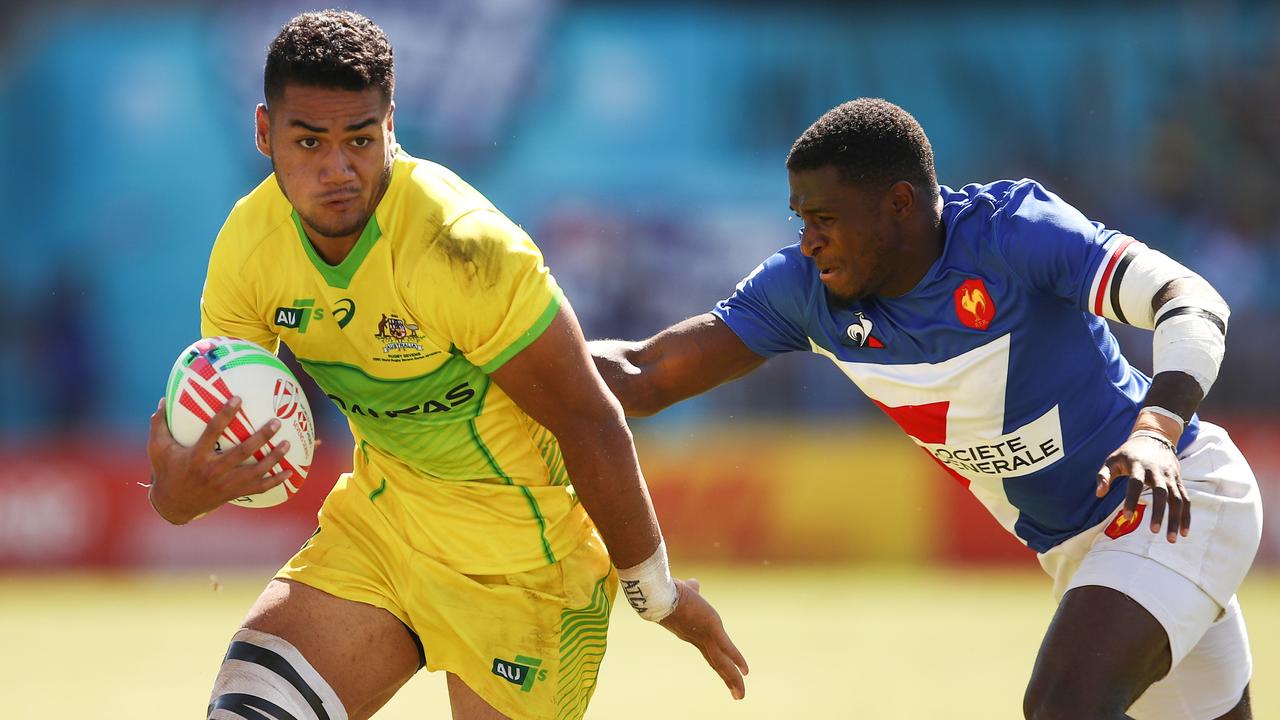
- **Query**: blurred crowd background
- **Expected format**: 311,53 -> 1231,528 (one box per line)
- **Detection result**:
4,6 -> 1280,715
1,1 -> 1278,571
3,1 -> 1280,434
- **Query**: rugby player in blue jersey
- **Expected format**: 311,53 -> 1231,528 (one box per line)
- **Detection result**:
592,98 -> 1261,719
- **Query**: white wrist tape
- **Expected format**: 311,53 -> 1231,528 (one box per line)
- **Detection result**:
1113,246 -> 1195,328
1153,294 -> 1229,396
1141,404 -> 1186,432
617,540 -> 680,622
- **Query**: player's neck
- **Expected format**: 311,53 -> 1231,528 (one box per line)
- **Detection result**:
881,214 -> 945,297
302,224 -> 361,265
300,177 -> 392,265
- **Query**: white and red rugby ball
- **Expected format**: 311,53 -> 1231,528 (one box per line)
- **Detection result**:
164,336 -> 315,508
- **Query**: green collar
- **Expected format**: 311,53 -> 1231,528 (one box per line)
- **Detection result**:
292,210 -> 382,290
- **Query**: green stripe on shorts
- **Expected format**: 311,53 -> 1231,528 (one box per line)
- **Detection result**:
556,575 -> 612,720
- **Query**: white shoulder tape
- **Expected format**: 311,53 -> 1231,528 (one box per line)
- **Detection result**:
1112,246 -> 1196,328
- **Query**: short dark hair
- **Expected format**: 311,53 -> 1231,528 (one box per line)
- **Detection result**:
264,10 -> 394,105
786,98 -> 937,202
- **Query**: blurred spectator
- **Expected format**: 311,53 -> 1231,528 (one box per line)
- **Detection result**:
19,264 -> 96,433
2,2 -> 1279,433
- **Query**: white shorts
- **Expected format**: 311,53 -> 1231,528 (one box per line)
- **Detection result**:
1038,421 -> 1263,720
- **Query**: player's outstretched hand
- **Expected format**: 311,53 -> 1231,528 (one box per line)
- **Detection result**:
146,397 -> 291,524
1095,434 -> 1189,543
658,578 -> 749,700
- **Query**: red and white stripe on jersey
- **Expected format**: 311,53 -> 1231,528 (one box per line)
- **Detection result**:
809,334 -> 1066,543
1087,234 -> 1145,323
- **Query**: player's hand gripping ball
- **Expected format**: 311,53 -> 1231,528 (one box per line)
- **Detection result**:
164,337 -> 315,507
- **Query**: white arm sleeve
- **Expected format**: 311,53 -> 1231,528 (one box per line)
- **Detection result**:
1111,246 -> 1196,329
1103,243 -> 1229,396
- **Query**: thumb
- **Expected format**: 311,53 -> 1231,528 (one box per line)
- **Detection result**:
150,398 -> 175,445
1096,463 -> 1112,497
684,577 -> 701,594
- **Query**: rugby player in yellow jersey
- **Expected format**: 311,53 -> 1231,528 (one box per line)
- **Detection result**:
145,11 -> 746,720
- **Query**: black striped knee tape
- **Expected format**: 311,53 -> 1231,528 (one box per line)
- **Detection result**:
207,629 -> 346,720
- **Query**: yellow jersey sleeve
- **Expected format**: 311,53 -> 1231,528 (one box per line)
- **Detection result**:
426,209 -> 561,373
200,215 -> 280,352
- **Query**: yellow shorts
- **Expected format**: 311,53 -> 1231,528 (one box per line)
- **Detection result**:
277,473 -> 618,720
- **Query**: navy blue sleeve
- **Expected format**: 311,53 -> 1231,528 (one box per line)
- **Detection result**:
710,246 -> 812,357
990,180 -> 1127,312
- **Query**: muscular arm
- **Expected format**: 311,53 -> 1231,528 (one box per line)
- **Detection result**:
490,303 -> 664,567
491,301 -> 748,697
1097,274 -> 1230,542
589,313 -> 766,417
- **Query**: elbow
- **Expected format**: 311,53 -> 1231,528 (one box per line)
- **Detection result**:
1198,277 -> 1230,316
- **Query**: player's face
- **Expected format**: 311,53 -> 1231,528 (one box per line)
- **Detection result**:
256,85 -> 395,246
789,165 -> 900,305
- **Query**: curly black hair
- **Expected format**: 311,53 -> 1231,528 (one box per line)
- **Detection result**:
786,98 -> 937,202
264,10 -> 394,105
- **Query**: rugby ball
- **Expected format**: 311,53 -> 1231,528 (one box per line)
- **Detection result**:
164,337 -> 315,508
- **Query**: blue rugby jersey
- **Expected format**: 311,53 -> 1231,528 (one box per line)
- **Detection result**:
713,179 -> 1197,553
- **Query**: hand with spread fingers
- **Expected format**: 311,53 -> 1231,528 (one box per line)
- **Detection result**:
146,396 -> 292,524
658,578 -> 749,700
1096,430 -> 1189,543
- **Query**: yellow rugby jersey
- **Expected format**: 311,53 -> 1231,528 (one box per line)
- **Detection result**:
200,151 -> 592,574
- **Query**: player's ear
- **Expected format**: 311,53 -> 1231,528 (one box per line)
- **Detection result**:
384,101 -> 397,149
888,180 -> 915,216
255,104 -> 272,159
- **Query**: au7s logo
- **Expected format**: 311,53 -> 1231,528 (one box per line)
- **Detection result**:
492,655 -> 547,692
274,298 -> 357,333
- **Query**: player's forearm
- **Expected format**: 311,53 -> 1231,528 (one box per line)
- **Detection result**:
1141,372 -> 1204,427
555,412 -> 664,568
1141,276 -> 1228,428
